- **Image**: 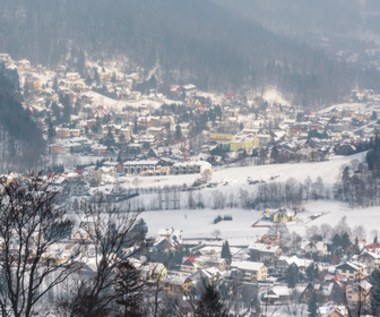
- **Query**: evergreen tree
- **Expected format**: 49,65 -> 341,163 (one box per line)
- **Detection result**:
340,232 -> 351,252
306,262 -> 320,282
195,284 -> 227,317
130,218 -> 148,241
52,77 -> 59,91
270,146 -> 280,163
285,263 -> 299,288
221,241 -> 232,261
103,128 -> 116,149
369,269 -> 380,316
115,261 -> 142,317
175,124 -> 182,140
307,288 -> 319,317
47,117 -> 55,140
332,233 -> 341,250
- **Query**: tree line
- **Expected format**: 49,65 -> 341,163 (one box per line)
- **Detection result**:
0,63 -> 44,171
335,136 -> 380,207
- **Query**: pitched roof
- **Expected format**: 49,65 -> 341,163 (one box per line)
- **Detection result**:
248,242 -> 280,253
336,261 -> 362,272
231,261 -> 264,272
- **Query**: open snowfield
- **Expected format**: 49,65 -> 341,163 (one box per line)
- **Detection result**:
142,208 -> 266,247
142,200 -> 380,246
123,153 -> 366,192
138,153 -> 379,246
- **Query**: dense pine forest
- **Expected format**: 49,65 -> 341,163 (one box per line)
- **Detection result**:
0,63 -> 44,170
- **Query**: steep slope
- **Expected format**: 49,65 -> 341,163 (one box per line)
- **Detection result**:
0,63 -> 44,171
0,0 -> 376,106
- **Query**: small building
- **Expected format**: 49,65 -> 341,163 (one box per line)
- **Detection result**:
171,161 -> 212,175
67,179 -> 89,197
272,208 -> 297,224
140,262 -> 168,283
357,250 -> 380,273
345,280 -> 372,312
249,242 -> 282,263
48,144 -> 66,155
92,145 -> 108,155
230,261 -> 267,282
335,262 -> 365,282
301,240 -> 329,257
154,228 -> 182,252
162,273 -> 192,295
56,127 -> 71,139
262,285 -> 292,304
123,160 -> 159,175
278,256 -> 313,274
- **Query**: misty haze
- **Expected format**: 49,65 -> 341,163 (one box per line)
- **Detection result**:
0,1 -> 380,316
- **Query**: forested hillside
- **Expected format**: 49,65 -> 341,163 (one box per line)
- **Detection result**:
0,0 -> 375,106
214,0 -> 366,34
0,63 -> 44,171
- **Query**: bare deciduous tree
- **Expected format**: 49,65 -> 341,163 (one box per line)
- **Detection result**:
0,176 -> 83,317
56,203 -> 145,317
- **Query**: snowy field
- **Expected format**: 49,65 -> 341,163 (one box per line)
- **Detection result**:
137,153 -> 379,246
121,152 -> 366,192
142,200 -> 380,247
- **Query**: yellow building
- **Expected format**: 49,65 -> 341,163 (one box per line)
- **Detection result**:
162,273 -> 192,295
230,135 -> 259,152
210,132 -> 259,152
272,208 -> 296,224
231,261 -> 268,282
141,262 -> 168,282
69,129 -> 81,137
48,144 -> 66,155
55,128 -> 71,139
209,132 -> 234,142
336,262 -> 365,282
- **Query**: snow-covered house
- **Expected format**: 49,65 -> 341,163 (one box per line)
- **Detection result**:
162,272 -> 192,295
278,256 -> 313,273
335,262 -> 365,282
357,250 -> 380,273
230,261 -> 267,282
301,240 -> 329,257
249,242 -> 282,263
154,228 -> 182,252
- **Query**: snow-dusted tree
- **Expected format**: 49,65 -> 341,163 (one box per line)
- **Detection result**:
221,241 -> 232,261
211,190 -> 226,209
0,176 -> 83,317
212,229 -> 222,240
195,284 -> 227,317
114,260 -> 143,317
285,264 -> 300,289
370,269 -> 380,316
352,225 -> 366,241
334,216 -> 352,237
188,189 -> 196,209
56,203 -> 145,317
307,288 -> 319,317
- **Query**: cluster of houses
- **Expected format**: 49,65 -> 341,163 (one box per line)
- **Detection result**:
2,52 -> 380,316
2,53 -> 380,179
128,223 -> 380,317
